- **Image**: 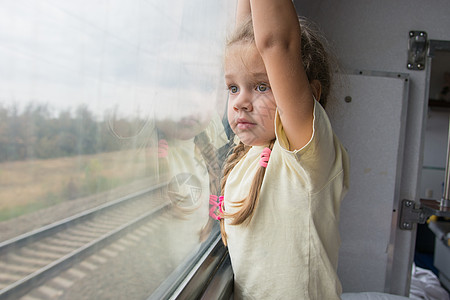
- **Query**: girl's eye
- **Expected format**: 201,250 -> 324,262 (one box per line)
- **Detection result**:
229,85 -> 239,94
256,83 -> 270,92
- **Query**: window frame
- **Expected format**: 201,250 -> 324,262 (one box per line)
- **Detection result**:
147,230 -> 233,300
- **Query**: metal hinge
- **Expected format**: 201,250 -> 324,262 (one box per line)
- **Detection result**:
407,31 -> 428,70
399,199 -> 429,230
399,198 -> 450,230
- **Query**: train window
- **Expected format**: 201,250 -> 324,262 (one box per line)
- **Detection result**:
0,1 -> 235,299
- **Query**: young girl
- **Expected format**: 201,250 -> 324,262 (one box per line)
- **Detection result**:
218,0 -> 350,299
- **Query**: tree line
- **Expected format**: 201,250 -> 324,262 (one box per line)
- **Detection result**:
0,103 -> 143,162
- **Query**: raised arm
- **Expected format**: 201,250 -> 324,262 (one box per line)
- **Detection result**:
236,0 -> 251,26
250,0 -> 314,150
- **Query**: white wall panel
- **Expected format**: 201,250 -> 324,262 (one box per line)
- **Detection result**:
327,72 -> 409,292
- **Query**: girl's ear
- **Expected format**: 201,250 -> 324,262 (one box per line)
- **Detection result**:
310,80 -> 322,101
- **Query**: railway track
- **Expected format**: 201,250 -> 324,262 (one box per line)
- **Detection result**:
0,183 -> 171,300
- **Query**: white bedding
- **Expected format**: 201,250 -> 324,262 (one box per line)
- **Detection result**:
341,264 -> 450,300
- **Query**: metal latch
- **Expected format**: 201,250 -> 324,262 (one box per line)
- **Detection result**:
399,199 -> 429,230
407,31 -> 428,70
399,199 -> 450,230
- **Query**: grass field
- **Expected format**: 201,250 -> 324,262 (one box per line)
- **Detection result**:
0,149 -> 159,221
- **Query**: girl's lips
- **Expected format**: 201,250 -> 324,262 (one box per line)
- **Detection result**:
236,119 -> 256,130
237,123 -> 255,130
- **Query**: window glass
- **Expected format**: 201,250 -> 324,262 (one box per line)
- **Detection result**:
0,1 -> 234,299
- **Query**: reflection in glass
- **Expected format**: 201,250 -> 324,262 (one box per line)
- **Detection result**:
0,1 -> 234,299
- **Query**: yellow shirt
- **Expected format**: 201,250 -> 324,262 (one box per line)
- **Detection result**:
224,102 -> 349,300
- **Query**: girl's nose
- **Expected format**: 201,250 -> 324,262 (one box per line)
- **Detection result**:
233,92 -> 253,112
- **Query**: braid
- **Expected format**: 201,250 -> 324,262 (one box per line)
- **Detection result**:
219,141 -> 249,244
220,140 -> 275,245
194,131 -> 224,242
220,141 -> 250,192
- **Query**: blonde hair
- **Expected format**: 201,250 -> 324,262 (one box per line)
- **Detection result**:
219,140 -> 274,244
225,16 -> 332,107
220,16 -> 333,245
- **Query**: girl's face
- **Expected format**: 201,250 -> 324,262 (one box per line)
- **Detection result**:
225,43 -> 276,146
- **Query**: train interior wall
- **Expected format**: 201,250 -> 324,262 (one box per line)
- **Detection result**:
294,0 -> 450,296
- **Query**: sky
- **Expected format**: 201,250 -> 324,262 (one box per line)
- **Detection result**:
0,0 -> 236,120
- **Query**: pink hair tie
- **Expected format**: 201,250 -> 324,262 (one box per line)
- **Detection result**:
209,195 -> 223,220
158,139 -> 169,158
259,147 -> 271,168
219,196 -> 224,214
